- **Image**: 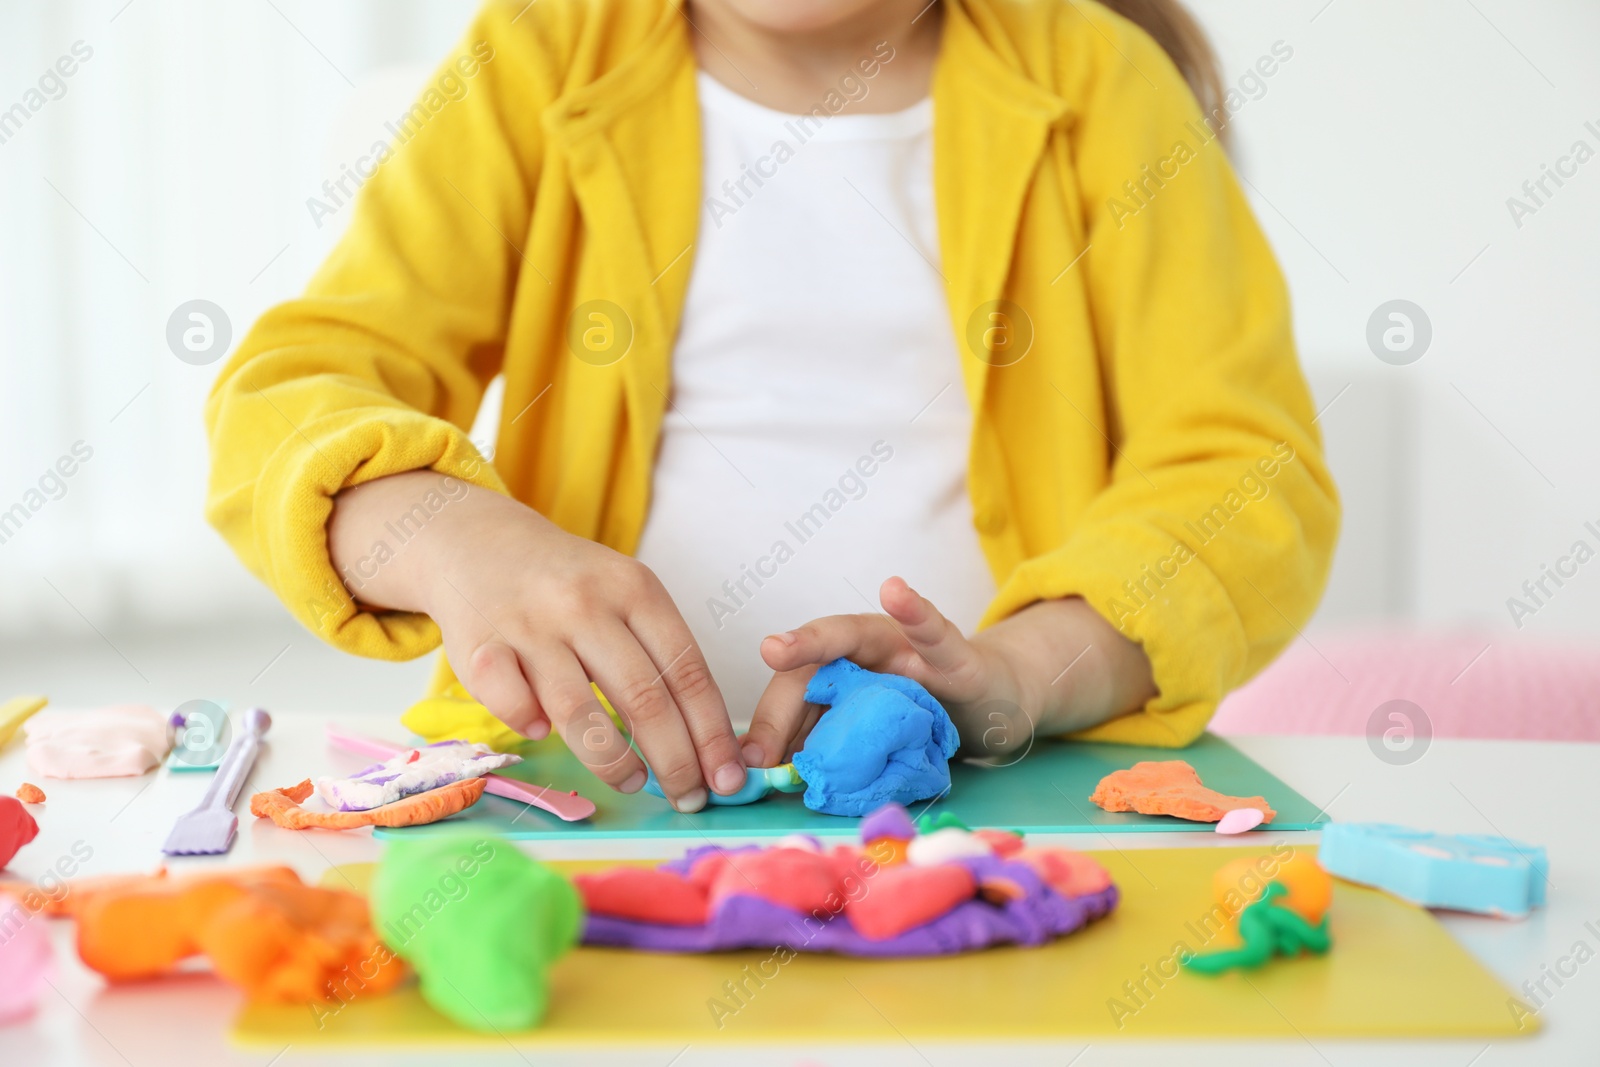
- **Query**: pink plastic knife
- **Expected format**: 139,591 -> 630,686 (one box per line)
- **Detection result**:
323,723 -> 595,822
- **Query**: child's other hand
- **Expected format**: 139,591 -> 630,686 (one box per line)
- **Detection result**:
328,471 -> 745,812
743,577 -> 1157,767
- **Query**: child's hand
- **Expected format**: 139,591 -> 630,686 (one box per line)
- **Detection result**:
328,471 -> 746,812
742,577 -> 1158,767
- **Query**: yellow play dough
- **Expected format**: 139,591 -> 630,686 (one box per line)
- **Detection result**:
0,695 -> 48,749
399,684 -> 623,751
400,685 -> 526,751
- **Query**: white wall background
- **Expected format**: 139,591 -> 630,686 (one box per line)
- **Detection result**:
0,0 -> 1596,681
0,0 -> 481,643
1202,0 -> 1600,641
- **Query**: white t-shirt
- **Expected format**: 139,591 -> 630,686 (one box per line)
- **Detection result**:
633,71 -> 996,721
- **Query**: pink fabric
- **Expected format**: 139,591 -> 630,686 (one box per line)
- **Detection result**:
1212,629 -> 1600,742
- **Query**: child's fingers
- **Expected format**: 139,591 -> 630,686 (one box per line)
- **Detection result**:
460,638 -> 549,740
789,702 -> 826,757
760,613 -> 905,674
875,577 -> 983,686
761,579 -> 989,703
532,643 -> 648,794
625,595 -> 746,797
741,666 -> 817,768
576,622 -> 712,813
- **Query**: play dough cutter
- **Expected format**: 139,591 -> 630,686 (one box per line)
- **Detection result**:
162,707 -> 270,856
324,724 -> 595,822
643,763 -> 804,806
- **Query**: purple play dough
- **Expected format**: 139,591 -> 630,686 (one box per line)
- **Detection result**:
658,843 -> 760,877
582,848 -> 1118,958
860,805 -> 917,842
332,768 -> 465,811
318,738 -> 517,812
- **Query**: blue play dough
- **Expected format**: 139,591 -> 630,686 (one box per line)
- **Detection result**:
792,658 -> 959,817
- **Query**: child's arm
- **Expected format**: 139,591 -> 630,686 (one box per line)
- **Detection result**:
974,9 -> 1338,746
204,0 -> 538,663
746,8 -> 1338,756
203,3 -> 745,811
742,577 -> 1156,767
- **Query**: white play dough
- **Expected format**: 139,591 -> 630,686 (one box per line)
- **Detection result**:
907,827 -> 993,867
773,833 -> 824,853
314,741 -> 521,812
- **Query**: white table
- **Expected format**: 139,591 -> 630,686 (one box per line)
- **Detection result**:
3,714 -> 1593,1066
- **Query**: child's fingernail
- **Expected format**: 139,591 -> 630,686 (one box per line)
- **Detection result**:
528,720 -> 551,741
767,631 -> 798,646
713,762 -> 746,794
741,742 -> 763,767
674,788 -> 708,813
619,769 -> 647,794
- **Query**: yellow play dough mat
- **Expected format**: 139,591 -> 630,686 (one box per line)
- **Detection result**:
233,846 -> 1535,1046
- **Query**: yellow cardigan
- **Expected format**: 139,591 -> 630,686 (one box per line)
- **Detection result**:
205,0 -> 1338,745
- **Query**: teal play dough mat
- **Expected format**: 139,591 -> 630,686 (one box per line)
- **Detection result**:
374,733 -> 1325,841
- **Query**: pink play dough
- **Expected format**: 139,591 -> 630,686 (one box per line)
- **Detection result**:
23,704 -> 170,779
0,909 -> 53,1022
1215,808 -> 1266,835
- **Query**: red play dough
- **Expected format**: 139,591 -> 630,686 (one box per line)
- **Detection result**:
828,845 -> 880,882
685,850 -> 732,890
573,867 -> 709,927
847,864 -> 976,941
706,847 -> 841,915
973,829 -> 1025,857
0,797 -> 39,870
1020,849 -> 1113,897
1088,760 -> 1277,823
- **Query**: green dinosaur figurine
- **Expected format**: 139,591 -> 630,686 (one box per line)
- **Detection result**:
1184,882 -> 1332,975
372,834 -> 583,1030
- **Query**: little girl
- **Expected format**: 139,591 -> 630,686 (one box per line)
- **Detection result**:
206,0 -> 1338,813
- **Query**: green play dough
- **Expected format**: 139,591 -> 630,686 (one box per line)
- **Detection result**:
372,834 -> 583,1031
915,811 -> 970,833
1183,882 -> 1332,975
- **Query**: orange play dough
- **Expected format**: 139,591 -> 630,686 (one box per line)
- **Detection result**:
70,867 -> 404,1002
1088,760 -> 1276,823
7,868 -> 206,918
15,783 -> 45,804
76,868 -> 299,980
250,777 -> 485,829
200,880 -> 406,1001
863,837 -> 909,867
1213,852 -> 1331,925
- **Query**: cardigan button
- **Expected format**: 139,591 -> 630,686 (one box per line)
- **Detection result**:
975,505 -> 1008,535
